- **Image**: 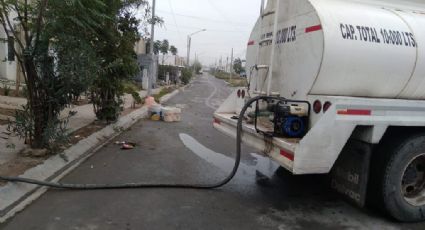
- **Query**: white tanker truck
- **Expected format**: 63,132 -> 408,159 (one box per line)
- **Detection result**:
214,0 -> 425,222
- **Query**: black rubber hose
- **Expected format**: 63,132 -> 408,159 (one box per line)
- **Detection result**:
0,96 -> 272,190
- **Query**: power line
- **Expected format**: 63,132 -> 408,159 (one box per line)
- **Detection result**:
167,0 -> 185,44
207,0 -> 232,22
163,23 -> 250,34
156,9 -> 252,27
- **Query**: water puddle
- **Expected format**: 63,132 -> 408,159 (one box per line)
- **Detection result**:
179,133 -> 237,172
250,153 -> 280,179
179,133 -> 280,185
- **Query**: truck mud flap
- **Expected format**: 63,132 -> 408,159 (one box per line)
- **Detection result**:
330,139 -> 372,207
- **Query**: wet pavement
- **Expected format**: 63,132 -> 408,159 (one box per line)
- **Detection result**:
1,74 -> 425,230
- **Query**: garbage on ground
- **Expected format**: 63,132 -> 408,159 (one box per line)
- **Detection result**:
145,96 -> 157,107
121,143 -> 135,150
151,114 -> 161,121
114,141 -> 137,150
162,107 -> 182,122
175,104 -> 187,109
148,103 -> 182,123
149,104 -> 162,115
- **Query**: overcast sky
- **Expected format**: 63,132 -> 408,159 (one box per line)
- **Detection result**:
145,0 -> 261,66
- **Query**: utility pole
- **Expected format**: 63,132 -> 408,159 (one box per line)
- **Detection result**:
186,36 -> 191,67
148,0 -> 156,96
230,48 -> 234,81
226,57 -> 229,73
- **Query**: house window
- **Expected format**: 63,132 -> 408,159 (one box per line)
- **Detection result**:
8,36 -> 15,61
7,36 -> 15,61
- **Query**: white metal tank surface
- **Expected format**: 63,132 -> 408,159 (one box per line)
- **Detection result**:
246,0 -> 425,100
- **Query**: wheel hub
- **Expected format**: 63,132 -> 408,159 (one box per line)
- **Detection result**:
402,154 -> 425,206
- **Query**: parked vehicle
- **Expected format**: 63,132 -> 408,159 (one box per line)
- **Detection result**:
214,0 -> 425,222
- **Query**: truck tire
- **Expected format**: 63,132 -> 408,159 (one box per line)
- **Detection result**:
378,134 -> 425,222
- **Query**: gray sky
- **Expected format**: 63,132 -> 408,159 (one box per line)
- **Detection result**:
147,0 -> 261,66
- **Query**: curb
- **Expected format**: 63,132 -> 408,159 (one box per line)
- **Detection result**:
0,89 -> 182,223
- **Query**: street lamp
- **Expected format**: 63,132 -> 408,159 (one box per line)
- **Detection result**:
187,29 -> 206,66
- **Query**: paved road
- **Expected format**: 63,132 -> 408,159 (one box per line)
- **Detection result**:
1,74 -> 425,230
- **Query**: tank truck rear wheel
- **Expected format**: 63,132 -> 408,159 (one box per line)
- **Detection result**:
377,135 -> 425,222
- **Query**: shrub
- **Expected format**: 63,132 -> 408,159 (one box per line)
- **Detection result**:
181,68 -> 193,85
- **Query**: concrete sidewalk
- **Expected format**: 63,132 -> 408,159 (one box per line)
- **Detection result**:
0,88 -> 161,166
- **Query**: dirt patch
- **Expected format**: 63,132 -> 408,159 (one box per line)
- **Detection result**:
0,156 -> 47,186
0,107 -> 16,117
0,121 -> 108,186
68,121 -> 107,145
0,101 -> 159,186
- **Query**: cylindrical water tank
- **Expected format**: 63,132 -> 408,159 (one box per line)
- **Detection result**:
248,0 -> 425,99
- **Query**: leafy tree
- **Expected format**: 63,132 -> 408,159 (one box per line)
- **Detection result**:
181,68 -> 192,85
153,40 -> 161,55
169,45 -> 178,55
1,0 -> 105,149
160,39 -> 169,55
90,0 -> 149,122
233,58 -> 244,74
2,0 -> 158,149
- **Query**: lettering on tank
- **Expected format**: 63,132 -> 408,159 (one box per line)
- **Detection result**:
339,23 -> 416,47
260,32 -> 273,46
276,25 -> 297,44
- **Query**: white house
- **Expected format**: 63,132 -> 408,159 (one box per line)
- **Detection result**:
0,9 -> 21,83
158,54 -> 186,67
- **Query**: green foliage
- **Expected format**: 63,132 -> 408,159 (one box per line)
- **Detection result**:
7,105 -> 75,152
123,81 -> 142,104
90,0 -> 145,122
0,0 -> 109,149
153,87 -> 174,103
233,58 -> 244,74
1,0 -> 155,149
132,91 -> 142,104
192,60 -> 202,74
160,39 -> 169,55
169,45 -> 178,55
123,81 -> 141,93
8,105 -> 33,146
153,40 -> 161,54
181,68 -> 193,85
211,69 -> 248,87
153,40 -> 177,56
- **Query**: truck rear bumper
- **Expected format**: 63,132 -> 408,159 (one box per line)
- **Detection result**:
213,112 -> 298,173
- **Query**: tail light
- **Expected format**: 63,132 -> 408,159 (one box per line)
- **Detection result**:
323,102 -> 332,113
237,90 -> 241,98
241,90 -> 246,99
313,100 -> 322,114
